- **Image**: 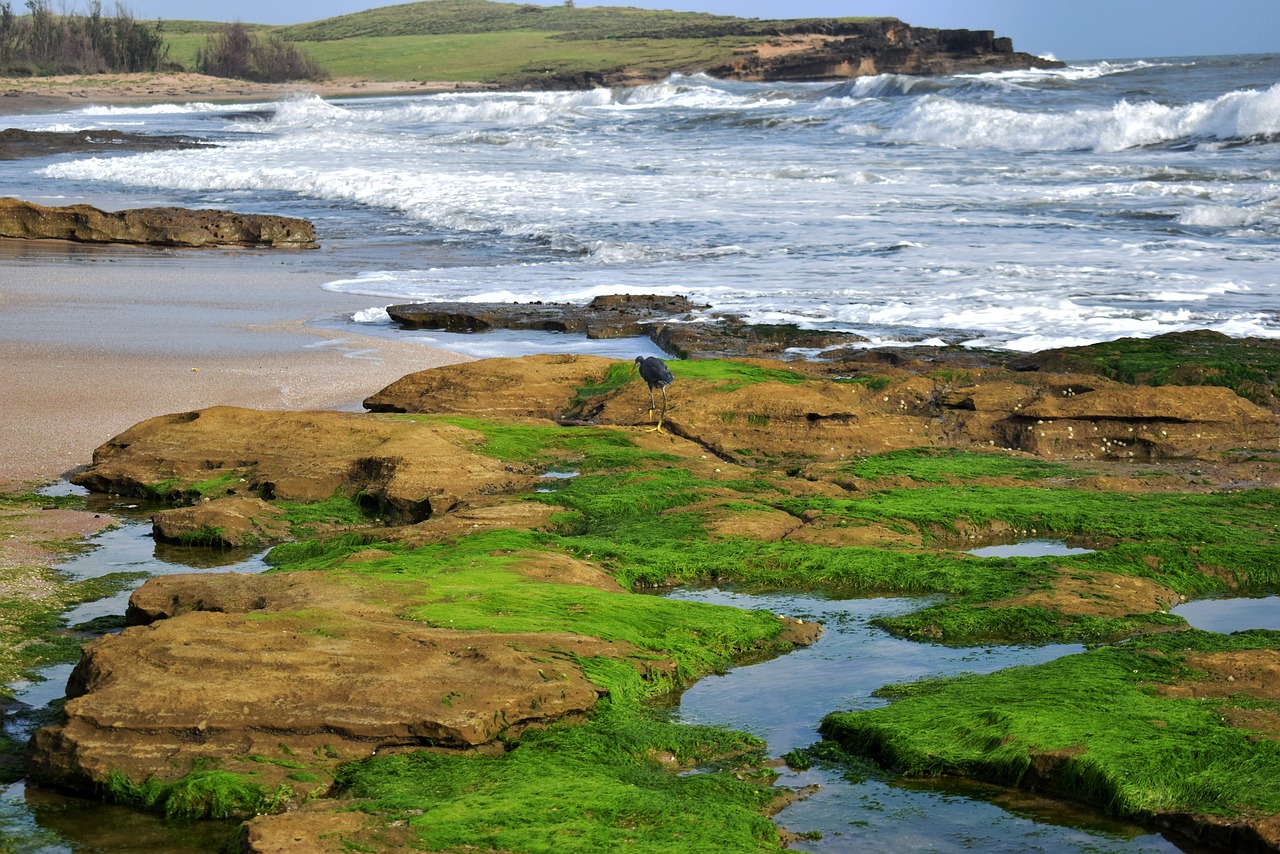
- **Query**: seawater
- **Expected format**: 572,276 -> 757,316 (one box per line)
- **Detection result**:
1,53 -> 1277,353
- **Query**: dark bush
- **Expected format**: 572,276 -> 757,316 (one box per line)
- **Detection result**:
196,22 -> 327,83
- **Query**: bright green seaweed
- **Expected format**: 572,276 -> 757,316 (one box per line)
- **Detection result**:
821,630 -> 1280,820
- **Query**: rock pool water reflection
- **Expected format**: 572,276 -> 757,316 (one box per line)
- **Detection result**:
666,588 -> 1191,852
1172,595 -> 1280,633
3,496 -> 267,854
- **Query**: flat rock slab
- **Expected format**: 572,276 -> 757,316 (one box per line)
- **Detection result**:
0,196 -> 316,248
385,294 -> 867,359
71,406 -> 535,523
28,571 -> 634,797
363,355 -> 1280,464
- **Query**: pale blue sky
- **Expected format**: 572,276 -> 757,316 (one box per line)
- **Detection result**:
129,0 -> 1280,61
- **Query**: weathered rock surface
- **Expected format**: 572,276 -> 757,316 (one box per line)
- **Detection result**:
385,294 -> 868,360
363,355 -> 1280,465
28,571 -> 632,800
0,127 -> 209,160
710,21 -> 1064,82
0,197 -> 316,248
151,495 -> 289,548
70,406 -> 534,522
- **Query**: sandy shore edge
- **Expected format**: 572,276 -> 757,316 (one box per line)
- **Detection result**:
0,74 -> 482,490
0,71 -> 479,114
0,255 -> 472,490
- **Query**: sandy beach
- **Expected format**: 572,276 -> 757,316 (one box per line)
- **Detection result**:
0,240 -> 471,489
0,72 -> 486,489
0,71 -> 483,115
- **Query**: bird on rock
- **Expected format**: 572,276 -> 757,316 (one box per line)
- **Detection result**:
631,355 -> 674,431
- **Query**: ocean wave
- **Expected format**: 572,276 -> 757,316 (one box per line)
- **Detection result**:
881,82 -> 1280,152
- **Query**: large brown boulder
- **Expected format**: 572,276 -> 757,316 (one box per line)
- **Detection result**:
0,197 -> 316,248
70,407 -> 534,522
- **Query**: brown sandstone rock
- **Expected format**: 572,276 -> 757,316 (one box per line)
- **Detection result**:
363,356 -> 1280,466
151,495 -> 289,547
0,197 -> 317,248
28,571 -> 637,803
70,406 -> 535,523
364,352 -> 616,421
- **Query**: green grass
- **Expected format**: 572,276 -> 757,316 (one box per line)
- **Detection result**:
157,2 -> 885,84
276,1 -> 880,42
821,630 -> 1280,820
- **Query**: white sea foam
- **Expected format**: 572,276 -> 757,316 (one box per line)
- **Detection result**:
883,82 -> 1280,152
16,55 -> 1280,355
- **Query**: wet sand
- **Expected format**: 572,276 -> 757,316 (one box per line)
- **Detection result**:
0,72 -> 479,489
0,241 -> 470,489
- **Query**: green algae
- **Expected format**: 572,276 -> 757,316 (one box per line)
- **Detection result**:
665,359 -> 807,390
820,630 -> 1280,821
103,767 -> 295,820
335,711 -> 781,853
269,528 -> 790,693
1032,330 -> 1280,407
441,416 -> 678,471
843,448 -> 1074,483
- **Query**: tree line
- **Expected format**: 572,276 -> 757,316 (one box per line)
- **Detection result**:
0,2 -> 326,82
0,0 -> 166,75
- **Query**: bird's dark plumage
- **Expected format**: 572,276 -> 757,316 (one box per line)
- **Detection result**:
632,356 -> 674,429
634,356 -> 674,391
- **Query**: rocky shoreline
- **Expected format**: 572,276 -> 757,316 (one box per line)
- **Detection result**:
9,334 -> 1280,851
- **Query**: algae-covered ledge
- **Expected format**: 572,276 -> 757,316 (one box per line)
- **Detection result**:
15,337 -> 1280,851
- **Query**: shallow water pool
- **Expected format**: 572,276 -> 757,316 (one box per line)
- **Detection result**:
667,588 -> 1193,852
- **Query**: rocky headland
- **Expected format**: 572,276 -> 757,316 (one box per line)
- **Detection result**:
706,19 -> 1063,83
15,329 -> 1280,852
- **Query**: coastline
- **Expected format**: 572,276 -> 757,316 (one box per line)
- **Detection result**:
0,71 -> 477,115
0,73 -> 480,489
0,242 -> 471,489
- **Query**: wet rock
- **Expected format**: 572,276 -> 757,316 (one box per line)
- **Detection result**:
0,197 -> 317,248
0,128 -> 209,160
384,294 -> 868,360
709,20 -> 1064,82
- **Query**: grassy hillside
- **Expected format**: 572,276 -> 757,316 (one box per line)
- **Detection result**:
276,0 -> 881,42
160,1 -> 887,84
298,32 -> 757,83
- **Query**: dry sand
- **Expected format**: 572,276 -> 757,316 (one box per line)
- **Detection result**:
0,241 -> 471,489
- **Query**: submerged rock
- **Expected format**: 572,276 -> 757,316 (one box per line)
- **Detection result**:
384,294 -> 868,359
0,197 -> 317,248
0,128 -> 209,160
